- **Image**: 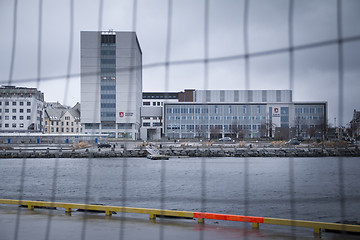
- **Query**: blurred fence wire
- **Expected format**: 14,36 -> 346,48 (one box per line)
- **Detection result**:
2,0 -> 360,240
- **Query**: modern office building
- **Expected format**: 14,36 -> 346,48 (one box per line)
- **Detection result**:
163,90 -> 327,139
81,31 -> 142,139
0,86 -> 44,132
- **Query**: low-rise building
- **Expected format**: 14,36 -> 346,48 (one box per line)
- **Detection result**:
139,89 -> 327,140
163,90 -> 327,140
44,102 -> 82,134
140,92 -> 179,140
0,86 -> 44,133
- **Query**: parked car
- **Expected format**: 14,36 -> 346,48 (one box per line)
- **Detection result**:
286,138 -> 300,145
296,136 -> 304,142
219,137 -> 232,142
98,143 -> 112,148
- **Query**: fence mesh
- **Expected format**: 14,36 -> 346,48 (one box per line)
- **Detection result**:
1,0 -> 359,239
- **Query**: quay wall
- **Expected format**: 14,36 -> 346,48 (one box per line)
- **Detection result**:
0,147 -> 359,158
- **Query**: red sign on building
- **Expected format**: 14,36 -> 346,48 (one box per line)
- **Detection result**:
119,112 -> 124,117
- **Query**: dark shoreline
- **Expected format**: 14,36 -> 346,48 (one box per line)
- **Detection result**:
0,147 -> 359,158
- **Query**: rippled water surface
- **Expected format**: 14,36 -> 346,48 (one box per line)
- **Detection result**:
0,157 -> 359,223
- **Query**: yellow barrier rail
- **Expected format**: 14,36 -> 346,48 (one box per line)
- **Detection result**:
1,199 -> 359,236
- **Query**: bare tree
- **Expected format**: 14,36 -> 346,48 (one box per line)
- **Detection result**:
210,126 -> 220,139
195,124 -> 207,139
259,123 -> 267,138
259,120 -> 275,138
294,116 -> 306,137
275,127 -> 289,141
238,129 -> 245,140
230,121 -> 240,139
314,118 -> 328,140
307,126 -> 317,140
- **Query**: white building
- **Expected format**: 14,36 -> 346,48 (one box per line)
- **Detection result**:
140,92 -> 179,140
81,31 -> 142,139
0,86 -> 44,132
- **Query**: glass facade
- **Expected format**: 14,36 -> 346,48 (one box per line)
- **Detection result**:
294,104 -> 326,137
165,104 -> 267,139
100,34 -> 116,124
164,103 -> 326,139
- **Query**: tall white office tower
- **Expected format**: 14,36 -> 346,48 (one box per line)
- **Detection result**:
81,31 -> 142,139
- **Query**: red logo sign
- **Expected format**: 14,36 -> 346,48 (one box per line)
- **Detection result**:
274,108 -> 279,113
119,112 -> 124,117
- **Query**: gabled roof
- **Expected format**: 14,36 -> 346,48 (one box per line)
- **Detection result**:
45,108 -> 65,120
68,108 -> 80,120
45,102 -> 81,121
62,103 -> 81,121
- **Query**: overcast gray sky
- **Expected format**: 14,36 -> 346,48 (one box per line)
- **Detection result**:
0,0 -> 359,126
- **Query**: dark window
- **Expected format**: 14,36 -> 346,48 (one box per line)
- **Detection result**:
118,123 -> 132,129
101,94 -> 116,99
101,59 -> 116,64
281,107 -> 289,115
12,102 -> 16,106
19,102 -> 24,106
101,68 -> 116,73
27,102 -> 31,106
12,109 -> 16,113
101,103 -> 116,108
101,50 -> 115,55
101,34 -> 116,44
101,112 -> 116,117
85,123 -> 100,129
101,86 -> 115,91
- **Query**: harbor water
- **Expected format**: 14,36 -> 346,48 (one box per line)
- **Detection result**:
0,157 -> 359,239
